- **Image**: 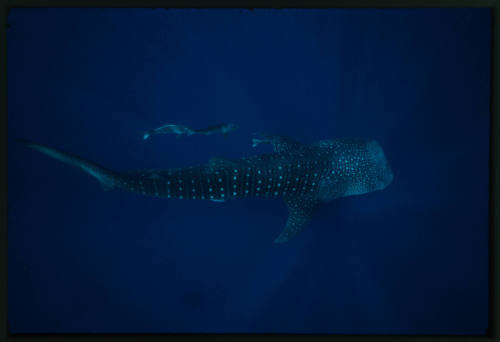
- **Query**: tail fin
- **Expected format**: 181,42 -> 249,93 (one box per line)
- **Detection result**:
18,139 -> 118,191
143,132 -> 150,140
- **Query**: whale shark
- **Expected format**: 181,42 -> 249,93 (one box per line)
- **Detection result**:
19,135 -> 393,243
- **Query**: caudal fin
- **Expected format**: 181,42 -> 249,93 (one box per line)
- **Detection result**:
18,139 -> 118,191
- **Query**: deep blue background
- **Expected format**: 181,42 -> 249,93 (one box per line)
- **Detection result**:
7,8 -> 490,334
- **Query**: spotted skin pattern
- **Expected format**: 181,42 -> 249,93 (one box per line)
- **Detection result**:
20,136 -> 393,243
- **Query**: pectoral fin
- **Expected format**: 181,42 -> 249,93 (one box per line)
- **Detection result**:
274,196 -> 319,243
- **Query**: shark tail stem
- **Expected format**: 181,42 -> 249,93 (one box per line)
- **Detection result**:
18,139 -> 118,191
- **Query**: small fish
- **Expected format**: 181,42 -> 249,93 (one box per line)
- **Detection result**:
252,137 -> 271,148
143,123 -> 239,140
143,124 -> 195,140
251,133 -> 279,148
191,123 -> 239,136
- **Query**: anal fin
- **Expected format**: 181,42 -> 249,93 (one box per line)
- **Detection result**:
274,196 -> 319,243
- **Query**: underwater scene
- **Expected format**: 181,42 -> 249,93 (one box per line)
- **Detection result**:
7,8 -> 490,334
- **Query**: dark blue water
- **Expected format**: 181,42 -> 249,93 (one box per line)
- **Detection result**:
7,8 -> 490,334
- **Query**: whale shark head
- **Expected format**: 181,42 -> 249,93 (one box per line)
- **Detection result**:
316,138 -> 393,202
364,139 -> 393,191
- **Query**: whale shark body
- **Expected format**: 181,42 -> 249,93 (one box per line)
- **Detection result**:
20,135 -> 393,243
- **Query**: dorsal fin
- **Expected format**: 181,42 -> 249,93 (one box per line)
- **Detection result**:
274,195 -> 319,243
